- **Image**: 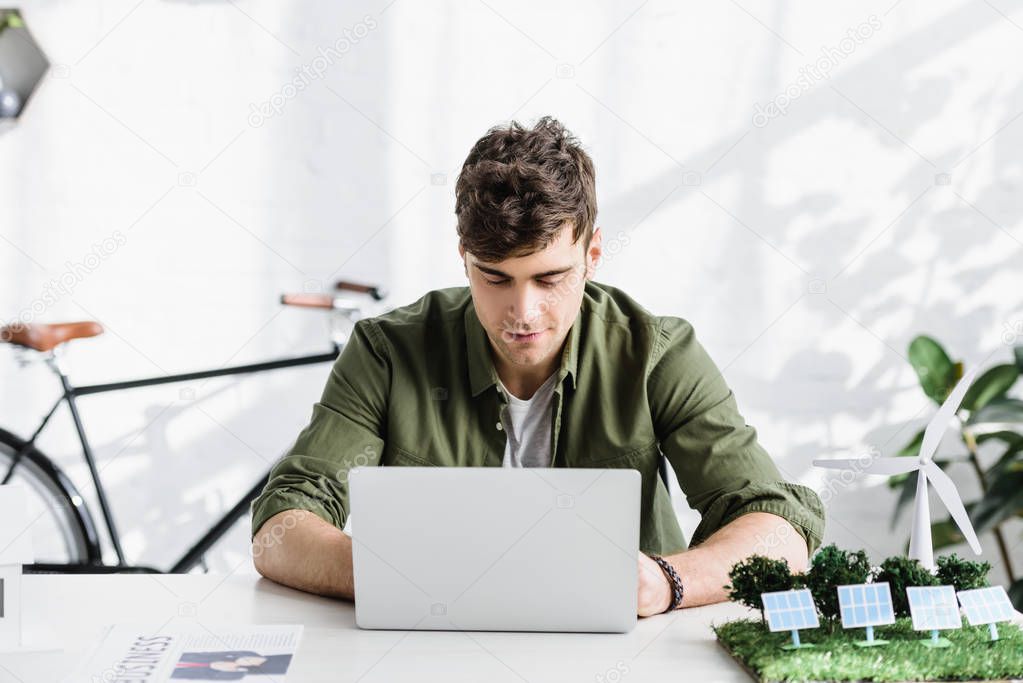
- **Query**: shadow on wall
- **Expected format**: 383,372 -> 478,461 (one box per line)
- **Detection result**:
601,3 -> 1022,569
9,5 -> 397,572
9,2 -> 1022,575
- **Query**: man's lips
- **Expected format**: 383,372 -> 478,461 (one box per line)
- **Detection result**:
507,329 -> 546,342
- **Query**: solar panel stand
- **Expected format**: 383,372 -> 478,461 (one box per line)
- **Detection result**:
922,629 -> 952,648
908,585 -> 961,648
852,624 -> 889,648
839,582 -> 894,647
762,589 -> 819,650
956,584 -> 1014,642
781,629 -> 814,650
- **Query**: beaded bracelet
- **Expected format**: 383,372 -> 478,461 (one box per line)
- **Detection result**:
650,555 -> 684,612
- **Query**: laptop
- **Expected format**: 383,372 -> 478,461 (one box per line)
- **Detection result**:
349,466 -> 640,633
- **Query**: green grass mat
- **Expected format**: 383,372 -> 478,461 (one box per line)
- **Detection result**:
714,617 -> 1023,682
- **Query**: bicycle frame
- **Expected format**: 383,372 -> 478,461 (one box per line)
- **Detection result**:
4,345 -> 339,574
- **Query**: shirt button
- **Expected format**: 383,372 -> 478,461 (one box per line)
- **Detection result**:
496,422 -> 503,431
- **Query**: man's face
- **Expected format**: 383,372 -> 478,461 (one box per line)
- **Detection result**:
460,224 -> 602,375
211,656 -> 266,671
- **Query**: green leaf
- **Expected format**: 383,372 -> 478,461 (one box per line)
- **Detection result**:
931,519 -> 966,551
966,397 -> 1023,432
970,466 -> 1023,534
908,336 -> 959,403
1009,577 -> 1023,612
976,430 -> 1023,446
2,11 -> 23,29
897,428 -> 925,457
962,364 -> 1020,411
987,438 -> 1023,480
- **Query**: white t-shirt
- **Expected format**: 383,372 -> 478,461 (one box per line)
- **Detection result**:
498,373 -> 558,468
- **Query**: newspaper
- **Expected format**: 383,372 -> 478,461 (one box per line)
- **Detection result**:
64,624 -> 303,682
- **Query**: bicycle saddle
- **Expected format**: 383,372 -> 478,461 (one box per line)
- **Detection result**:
0,321 -> 104,352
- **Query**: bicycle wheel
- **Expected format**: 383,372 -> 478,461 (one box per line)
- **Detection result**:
0,427 -> 99,566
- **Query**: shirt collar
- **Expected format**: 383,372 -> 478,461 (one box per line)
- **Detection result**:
464,299 -> 581,398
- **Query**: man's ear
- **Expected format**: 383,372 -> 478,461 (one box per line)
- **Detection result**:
585,227 -> 603,280
458,243 -> 468,278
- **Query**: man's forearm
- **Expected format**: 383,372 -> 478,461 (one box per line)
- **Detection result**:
252,509 -> 355,600
665,512 -> 809,608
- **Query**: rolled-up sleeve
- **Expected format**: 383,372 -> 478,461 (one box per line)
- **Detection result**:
647,317 -> 824,553
250,319 -> 389,538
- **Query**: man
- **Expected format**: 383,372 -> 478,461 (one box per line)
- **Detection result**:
251,117 -> 824,616
171,652 -> 292,679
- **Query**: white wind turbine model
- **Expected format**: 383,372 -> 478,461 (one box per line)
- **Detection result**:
814,367 -> 983,571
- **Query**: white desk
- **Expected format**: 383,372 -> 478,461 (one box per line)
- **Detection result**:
1,574 -> 756,682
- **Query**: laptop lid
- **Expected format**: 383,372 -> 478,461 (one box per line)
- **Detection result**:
350,467 -> 640,633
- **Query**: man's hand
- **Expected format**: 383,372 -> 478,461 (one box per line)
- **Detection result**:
640,513 -> 810,609
637,552 -> 673,617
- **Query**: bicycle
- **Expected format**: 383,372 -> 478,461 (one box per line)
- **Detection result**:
0,280 -> 386,574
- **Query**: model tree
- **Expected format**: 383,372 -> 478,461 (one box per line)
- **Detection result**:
935,553 -> 991,591
871,556 -> 938,617
805,544 -> 872,624
725,555 -> 794,622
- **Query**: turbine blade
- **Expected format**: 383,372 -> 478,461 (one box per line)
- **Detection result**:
922,460 -> 983,555
918,367 -> 979,463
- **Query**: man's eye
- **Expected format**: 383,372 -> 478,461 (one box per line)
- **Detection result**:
484,278 -> 510,286
537,279 -> 561,288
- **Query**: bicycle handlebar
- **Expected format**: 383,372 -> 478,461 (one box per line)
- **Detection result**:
335,280 -> 387,301
281,281 -> 386,310
280,293 -> 335,309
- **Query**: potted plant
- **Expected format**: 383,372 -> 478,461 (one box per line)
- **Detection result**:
889,336 -> 1023,608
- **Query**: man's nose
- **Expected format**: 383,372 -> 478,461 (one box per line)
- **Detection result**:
508,284 -> 544,326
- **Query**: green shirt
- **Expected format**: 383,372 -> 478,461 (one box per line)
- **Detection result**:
250,281 -> 825,556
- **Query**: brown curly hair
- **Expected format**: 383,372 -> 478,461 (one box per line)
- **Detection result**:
455,117 -> 597,263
